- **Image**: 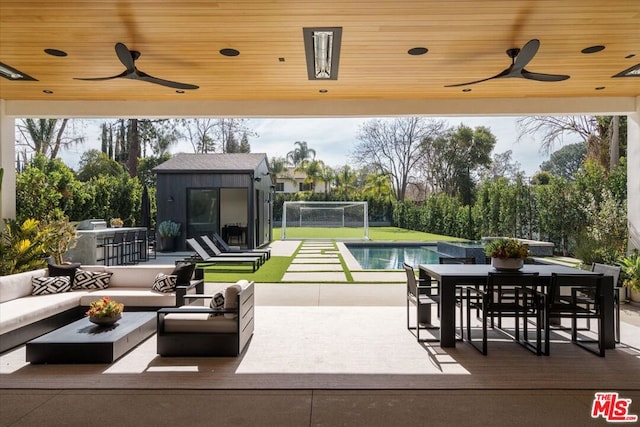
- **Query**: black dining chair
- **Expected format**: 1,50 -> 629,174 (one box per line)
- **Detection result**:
464,271 -> 543,355
542,273 -> 605,357
404,262 -> 441,342
591,263 -> 621,343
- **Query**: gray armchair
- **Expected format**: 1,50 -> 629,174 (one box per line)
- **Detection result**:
157,281 -> 255,356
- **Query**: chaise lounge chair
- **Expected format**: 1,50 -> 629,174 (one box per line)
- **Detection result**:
205,234 -> 270,261
185,238 -> 262,272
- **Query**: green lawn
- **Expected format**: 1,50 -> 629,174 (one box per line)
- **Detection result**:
202,226 -> 463,283
273,226 -> 465,242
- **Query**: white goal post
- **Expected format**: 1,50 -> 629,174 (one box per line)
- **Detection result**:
282,201 -> 369,240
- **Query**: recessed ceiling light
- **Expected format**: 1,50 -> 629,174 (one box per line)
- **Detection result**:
462,88 -> 472,92
219,48 -> 240,57
43,89 -> 54,94
319,89 -> 328,93
407,47 -> 428,56
625,54 -> 636,59
278,57 -> 286,62
176,90 -> 185,94
595,87 -> 605,90
612,63 -> 640,78
581,45 -> 606,54
44,48 -> 67,57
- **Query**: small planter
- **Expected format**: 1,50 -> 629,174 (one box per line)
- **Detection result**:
630,288 -> 640,305
491,257 -> 524,271
89,314 -> 121,327
158,236 -> 176,252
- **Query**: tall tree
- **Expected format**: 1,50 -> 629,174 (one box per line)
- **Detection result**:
421,124 -> 496,199
16,119 -> 85,160
517,115 -> 627,173
286,141 -> 316,166
540,143 -> 586,179
179,118 -> 256,153
352,117 -> 446,201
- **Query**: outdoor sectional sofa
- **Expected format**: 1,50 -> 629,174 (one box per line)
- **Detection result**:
0,264 -> 204,353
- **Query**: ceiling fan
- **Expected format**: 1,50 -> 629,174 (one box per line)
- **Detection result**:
445,39 -> 569,87
74,42 -> 199,90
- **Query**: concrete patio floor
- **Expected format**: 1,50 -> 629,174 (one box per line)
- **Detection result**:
2,240 -> 639,426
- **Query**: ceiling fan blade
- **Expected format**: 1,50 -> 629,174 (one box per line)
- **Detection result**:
521,70 -> 570,82
73,70 -> 128,81
512,39 -> 540,72
115,42 -> 135,72
444,69 -> 510,87
136,71 -> 199,90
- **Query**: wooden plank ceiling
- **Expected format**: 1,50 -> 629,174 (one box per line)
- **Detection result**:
1,0 -> 639,103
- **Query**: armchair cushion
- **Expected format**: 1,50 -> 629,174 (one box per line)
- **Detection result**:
224,281 -> 246,319
31,276 -> 71,295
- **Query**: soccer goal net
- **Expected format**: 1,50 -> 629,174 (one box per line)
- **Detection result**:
281,201 -> 369,240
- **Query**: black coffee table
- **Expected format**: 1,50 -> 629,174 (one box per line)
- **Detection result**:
26,312 -> 155,364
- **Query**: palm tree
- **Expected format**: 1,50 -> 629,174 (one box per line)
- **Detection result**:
363,172 -> 393,201
295,159 -> 324,193
286,141 -> 316,166
335,165 -> 358,199
319,165 -> 335,194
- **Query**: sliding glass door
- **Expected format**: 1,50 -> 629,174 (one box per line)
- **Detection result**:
186,188 -> 219,240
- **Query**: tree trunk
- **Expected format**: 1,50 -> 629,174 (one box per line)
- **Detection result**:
127,119 -> 139,178
609,116 -> 620,171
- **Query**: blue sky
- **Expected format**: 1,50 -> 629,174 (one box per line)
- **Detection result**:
60,117 -> 577,176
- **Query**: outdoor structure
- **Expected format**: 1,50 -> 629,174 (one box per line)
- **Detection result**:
153,153 -> 273,250
0,1 -> 638,251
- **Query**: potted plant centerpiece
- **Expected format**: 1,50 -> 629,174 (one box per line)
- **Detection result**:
620,250 -> 640,303
157,220 -> 180,252
485,238 -> 529,271
86,296 -> 124,326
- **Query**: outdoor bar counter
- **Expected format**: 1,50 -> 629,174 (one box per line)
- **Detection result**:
66,227 -> 147,265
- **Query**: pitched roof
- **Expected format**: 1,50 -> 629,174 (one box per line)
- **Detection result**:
154,153 -> 268,173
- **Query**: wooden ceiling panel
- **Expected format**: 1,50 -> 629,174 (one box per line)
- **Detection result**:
1,0 -> 638,104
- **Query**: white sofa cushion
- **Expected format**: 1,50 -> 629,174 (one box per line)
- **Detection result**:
0,291 -> 88,335
80,289 -> 176,307
0,269 -> 46,303
85,265 -> 176,288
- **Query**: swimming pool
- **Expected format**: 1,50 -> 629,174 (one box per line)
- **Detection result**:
345,243 -> 443,270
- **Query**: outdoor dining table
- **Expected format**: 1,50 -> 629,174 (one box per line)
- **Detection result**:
418,263 -> 615,349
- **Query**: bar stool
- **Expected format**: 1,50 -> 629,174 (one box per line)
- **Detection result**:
135,229 -> 149,262
123,230 -> 138,264
103,231 -> 125,266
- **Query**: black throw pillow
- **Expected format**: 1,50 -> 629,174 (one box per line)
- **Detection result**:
48,262 -> 81,288
171,262 -> 196,285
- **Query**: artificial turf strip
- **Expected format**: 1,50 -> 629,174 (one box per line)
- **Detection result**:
201,256 -> 293,283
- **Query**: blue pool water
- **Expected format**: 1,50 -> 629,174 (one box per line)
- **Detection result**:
346,244 -> 443,270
